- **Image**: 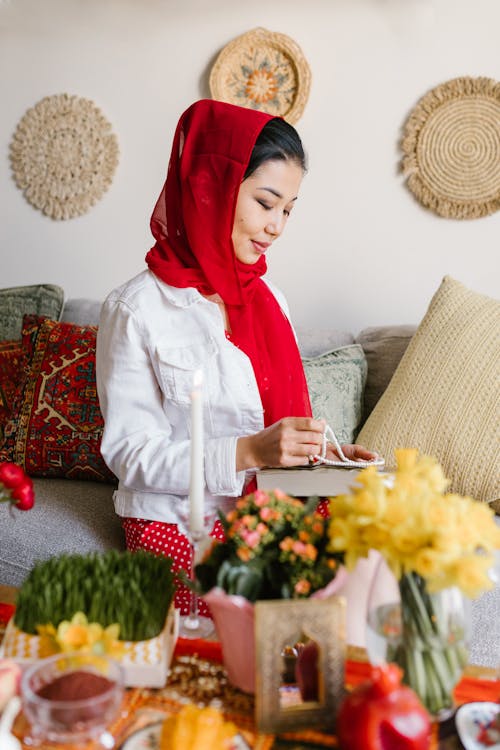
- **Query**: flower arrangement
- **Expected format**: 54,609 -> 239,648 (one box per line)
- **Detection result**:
0,462 -> 34,511
195,489 -> 342,602
327,448 -> 500,598
327,448 -> 500,716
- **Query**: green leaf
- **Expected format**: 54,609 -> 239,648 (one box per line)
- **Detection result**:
235,567 -> 262,601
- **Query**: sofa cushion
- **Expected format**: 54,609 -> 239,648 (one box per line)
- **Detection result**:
355,325 -> 416,422
302,344 -> 367,444
1,315 -> 116,483
358,276 -> 500,508
296,327 -> 354,358
0,340 -> 24,439
0,284 -> 64,340
61,298 -> 102,327
0,477 -> 124,587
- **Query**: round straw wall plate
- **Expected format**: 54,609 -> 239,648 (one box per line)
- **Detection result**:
401,76 -> 500,219
10,93 -> 119,220
209,27 -> 311,124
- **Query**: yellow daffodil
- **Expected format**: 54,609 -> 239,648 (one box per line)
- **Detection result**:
327,448 -> 500,599
36,612 -> 124,660
448,554 -> 495,599
411,547 -> 449,581
393,447 -> 419,471
37,623 -> 59,657
329,448 -> 500,719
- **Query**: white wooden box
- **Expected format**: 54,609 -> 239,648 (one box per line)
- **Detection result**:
2,606 -> 179,688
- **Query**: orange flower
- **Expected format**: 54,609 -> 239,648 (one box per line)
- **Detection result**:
237,547 -> 252,562
294,579 -> 311,595
273,489 -> 287,500
305,544 -> 318,561
242,514 -> 257,529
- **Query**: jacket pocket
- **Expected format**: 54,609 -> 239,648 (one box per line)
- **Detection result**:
156,337 -> 218,406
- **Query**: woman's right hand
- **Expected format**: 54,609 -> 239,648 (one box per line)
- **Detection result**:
236,417 -> 326,471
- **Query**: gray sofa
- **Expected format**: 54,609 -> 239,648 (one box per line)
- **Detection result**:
0,299 -> 498,669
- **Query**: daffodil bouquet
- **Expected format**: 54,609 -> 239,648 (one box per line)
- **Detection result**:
195,489 -> 342,602
327,448 -> 499,598
327,448 -> 500,716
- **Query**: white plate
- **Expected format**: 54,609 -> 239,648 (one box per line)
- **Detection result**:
455,702 -> 500,750
118,720 -> 250,750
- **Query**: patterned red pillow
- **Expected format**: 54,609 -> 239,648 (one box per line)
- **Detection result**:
0,340 -> 24,439
1,316 -> 116,482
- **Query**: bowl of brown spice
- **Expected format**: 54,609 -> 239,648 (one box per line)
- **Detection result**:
20,652 -> 124,746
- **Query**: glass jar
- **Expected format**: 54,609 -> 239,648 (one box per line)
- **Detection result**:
366,558 -> 471,720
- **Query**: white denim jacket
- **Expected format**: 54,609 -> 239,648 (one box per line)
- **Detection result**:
96,269 -> 292,536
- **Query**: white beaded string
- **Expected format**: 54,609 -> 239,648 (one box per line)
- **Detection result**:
310,425 -> 385,468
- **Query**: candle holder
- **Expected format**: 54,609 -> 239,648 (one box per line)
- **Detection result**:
178,529 -> 215,639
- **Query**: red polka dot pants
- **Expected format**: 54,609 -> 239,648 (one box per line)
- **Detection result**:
316,498 -> 330,518
121,517 -> 225,617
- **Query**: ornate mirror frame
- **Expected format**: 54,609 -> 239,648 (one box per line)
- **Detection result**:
255,596 -> 346,734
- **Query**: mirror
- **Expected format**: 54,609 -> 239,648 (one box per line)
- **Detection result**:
255,597 -> 345,734
279,634 -> 322,709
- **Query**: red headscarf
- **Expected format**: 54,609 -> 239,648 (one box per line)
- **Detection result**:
146,99 -> 311,425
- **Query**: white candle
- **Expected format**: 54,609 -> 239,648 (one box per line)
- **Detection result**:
189,369 -> 205,538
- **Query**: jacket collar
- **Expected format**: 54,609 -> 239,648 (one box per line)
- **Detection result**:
151,271 -> 203,308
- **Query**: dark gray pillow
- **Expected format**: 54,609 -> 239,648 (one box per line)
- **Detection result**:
61,298 -> 102,327
355,325 -> 416,422
0,284 -> 64,340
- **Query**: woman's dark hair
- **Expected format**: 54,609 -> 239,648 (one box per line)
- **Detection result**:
243,118 -> 307,180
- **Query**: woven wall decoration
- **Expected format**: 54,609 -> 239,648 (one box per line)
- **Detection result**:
209,27 -> 311,124
10,94 -> 119,221
401,77 -> 500,219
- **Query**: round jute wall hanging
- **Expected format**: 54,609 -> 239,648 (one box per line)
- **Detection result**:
401,76 -> 500,219
209,27 -> 311,124
10,94 -> 119,220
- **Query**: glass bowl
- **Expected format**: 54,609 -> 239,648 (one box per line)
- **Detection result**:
20,653 -> 124,746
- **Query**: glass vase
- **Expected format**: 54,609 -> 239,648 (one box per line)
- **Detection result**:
366,559 -> 471,720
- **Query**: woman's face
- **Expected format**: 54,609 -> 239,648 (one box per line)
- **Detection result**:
231,159 -> 303,265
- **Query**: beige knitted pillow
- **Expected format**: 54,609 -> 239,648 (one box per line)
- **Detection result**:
358,276 -> 500,510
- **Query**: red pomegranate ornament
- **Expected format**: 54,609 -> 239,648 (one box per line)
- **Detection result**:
337,663 -> 432,750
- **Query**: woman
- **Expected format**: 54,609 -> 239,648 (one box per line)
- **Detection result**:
96,99 -> 374,613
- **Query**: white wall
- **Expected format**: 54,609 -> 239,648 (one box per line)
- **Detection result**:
1,0 -> 498,333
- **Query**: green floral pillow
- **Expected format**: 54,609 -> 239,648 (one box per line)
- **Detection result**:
302,344 -> 368,444
0,284 -> 64,340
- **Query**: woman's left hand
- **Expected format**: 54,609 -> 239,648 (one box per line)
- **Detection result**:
326,443 -> 378,462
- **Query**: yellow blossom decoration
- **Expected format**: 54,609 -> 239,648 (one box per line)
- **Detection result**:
36,611 -> 125,660
328,448 -> 500,598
